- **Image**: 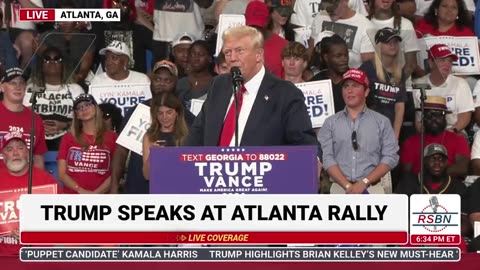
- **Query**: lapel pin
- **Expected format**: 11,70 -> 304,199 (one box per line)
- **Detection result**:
264,95 -> 269,101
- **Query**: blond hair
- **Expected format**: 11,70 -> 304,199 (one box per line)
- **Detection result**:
374,43 -> 405,85
222,26 -> 264,50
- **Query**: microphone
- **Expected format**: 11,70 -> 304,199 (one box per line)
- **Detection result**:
27,86 -> 46,94
429,196 -> 439,213
230,66 -> 243,92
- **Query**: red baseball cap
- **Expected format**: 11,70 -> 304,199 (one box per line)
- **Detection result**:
2,131 -> 28,147
428,44 -> 458,61
245,0 -> 270,28
342,68 -> 369,88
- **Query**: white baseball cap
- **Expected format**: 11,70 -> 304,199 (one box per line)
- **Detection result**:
314,30 -> 336,47
171,33 -> 196,48
99,40 -> 133,63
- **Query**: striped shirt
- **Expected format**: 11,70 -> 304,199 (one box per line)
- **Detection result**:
318,107 -> 399,182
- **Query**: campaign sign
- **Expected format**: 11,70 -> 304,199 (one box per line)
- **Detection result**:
89,83 -> 152,116
293,27 -> 311,48
296,80 -> 335,128
419,36 -> 480,75
116,103 -> 151,155
149,146 -> 318,194
0,184 -> 57,236
215,14 -> 245,56
410,194 -> 461,245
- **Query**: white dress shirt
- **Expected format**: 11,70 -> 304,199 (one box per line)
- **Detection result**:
227,66 -> 265,146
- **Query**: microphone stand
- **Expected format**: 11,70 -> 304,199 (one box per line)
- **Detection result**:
27,87 -> 45,194
412,84 -> 431,194
233,83 -> 240,147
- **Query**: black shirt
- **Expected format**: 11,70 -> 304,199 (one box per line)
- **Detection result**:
359,61 -> 407,125
310,69 -> 345,113
395,172 -> 468,213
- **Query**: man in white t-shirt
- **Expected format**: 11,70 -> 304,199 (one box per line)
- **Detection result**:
1,0 -> 43,68
413,44 -> 474,133
290,0 -> 367,28
152,0 -> 211,62
309,0 -> 374,68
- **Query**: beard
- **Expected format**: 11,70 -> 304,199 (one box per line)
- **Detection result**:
425,119 -> 447,136
5,158 -> 28,173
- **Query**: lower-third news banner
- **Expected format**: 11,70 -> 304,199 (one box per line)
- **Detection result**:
20,247 -> 460,262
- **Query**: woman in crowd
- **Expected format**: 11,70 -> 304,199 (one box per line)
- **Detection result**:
266,1 -> 295,41
368,0 -> 419,78
175,40 -> 214,110
416,0 -> 474,37
24,46 -> 85,151
281,42 -> 309,84
35,0 -> 95,88
142,92 -> 189,180
58,94 -> 117,194
360,27 -> 407,141
90,40 -> 150,86
170,33 -> 195,79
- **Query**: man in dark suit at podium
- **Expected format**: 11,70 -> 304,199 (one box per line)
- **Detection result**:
186,26 -> 321,159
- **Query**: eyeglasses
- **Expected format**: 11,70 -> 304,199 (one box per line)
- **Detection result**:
74,102 -> 93,111
351,131 -> 358,151
424,110 -> 446,119
43,56 -> 63,63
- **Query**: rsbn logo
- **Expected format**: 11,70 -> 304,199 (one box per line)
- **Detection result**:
412,196 -> 459,233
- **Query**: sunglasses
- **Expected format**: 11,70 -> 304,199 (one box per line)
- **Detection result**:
424,110 -> 446,119
74,102 -> 93,111
351,131 -> 358,151
43,56 -> 63,63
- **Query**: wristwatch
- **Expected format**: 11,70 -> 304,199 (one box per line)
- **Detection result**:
362,178 -> 371,187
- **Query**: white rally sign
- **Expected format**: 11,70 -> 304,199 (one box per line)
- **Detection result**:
116,103 -> 151,155
296,80 -> 335,128
89,83 -> 151,116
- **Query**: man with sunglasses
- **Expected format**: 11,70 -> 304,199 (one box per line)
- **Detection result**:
400,96 -> 470,179
318,68 -> 399,194
0,67 -> 47,170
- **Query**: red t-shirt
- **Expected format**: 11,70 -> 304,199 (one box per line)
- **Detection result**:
400,131 -> 470,174
0,167 -> 58,257
264,33 -> 289,79
0,102 -> 48,168
415,19 -> 475,37
58,131 -> 117,194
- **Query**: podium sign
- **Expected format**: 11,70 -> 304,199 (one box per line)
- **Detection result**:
149,146 -> 318,194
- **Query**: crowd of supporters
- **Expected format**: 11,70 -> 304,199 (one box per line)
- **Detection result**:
1,0 -> 480,254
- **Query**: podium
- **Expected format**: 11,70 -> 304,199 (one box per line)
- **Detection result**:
149,146 -> 318,194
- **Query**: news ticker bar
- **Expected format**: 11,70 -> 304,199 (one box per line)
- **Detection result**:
20,247 -> 461,262
20,231 -> 408,245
